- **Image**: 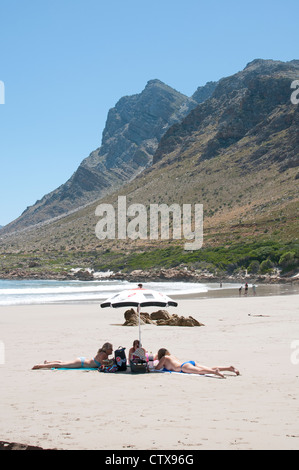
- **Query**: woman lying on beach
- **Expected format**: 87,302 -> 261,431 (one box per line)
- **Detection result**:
155,348 -> 240,378
32,342 -> 113,370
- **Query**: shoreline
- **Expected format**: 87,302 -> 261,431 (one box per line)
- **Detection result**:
0,267 -> 298,285
170,282 -> 299,300
1,281 -> 299,308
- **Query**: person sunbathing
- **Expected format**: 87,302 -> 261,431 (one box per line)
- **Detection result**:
155,348 -> 240,378
128,339 -> 146,362
32,342 -> 113,369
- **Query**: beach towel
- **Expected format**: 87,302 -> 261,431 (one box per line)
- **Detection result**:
50,367 -> 217,377
51,366 -> 121,372
51,367 -> 98,371
153,368 -> 217,378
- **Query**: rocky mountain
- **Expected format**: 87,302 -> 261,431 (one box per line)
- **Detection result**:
1,59 -> 298,268
2,79 -> 216,235
154,59 -> 299,168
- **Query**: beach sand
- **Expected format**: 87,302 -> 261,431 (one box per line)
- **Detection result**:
0,293 -> 299,450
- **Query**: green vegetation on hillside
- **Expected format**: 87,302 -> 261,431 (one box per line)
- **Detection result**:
1,240 -> 298,278
111,240 -> 299,275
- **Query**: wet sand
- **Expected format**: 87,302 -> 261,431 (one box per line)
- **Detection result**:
171,281 -> 299,300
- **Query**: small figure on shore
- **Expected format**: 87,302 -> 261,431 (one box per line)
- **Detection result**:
252,284 -> 256,296
239,286 -> 242,296
155,348 -> 240,379
32,342 -> 113,370
244,282 -> 248,296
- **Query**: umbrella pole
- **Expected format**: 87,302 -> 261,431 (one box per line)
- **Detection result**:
138,305 -> 141,347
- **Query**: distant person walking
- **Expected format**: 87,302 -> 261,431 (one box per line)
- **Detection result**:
239,286 -> 242,296
244,282 -> 248,296
252,284 -> 256,296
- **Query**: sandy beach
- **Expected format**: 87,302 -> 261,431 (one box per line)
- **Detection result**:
0,293 -> 299,450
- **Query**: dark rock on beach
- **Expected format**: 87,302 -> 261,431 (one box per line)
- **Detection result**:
123,308 -> 155,326
0,440 -> 57,450
123,308 -> 204,327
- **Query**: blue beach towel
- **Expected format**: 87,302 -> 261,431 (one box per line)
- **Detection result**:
154,368 -> 216,377
50,367 -> 217,377
51,367 -> 98,371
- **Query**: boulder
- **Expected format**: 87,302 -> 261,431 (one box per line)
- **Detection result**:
123,309 -> 155,326
156,314 -> 204,327
123,309 -> 204,327
150,310 -> 171,321
0,440 -> 56,450
123,309 -> 140,326
140,312 -> 155,324
72,270 -> 94,281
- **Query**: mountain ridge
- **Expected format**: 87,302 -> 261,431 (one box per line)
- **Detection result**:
1,79 -> 216,235
0,59 -> 298,278
153,58 -> 299,165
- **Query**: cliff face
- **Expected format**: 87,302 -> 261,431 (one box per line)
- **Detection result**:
1,59 -> 298,255
83,80 -> 189,173
153,59 -> 299,168
2,79 -> 215,234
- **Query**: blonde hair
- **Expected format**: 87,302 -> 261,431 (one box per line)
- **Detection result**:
98,342 -> 113,354
157,348 -> 170,360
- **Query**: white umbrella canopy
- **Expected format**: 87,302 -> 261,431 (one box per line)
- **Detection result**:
100,284 -> 178,346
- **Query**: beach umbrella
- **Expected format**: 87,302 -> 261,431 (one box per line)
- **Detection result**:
100,284 -> 178,346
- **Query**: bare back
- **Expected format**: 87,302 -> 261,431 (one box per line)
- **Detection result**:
155,354 -> 182,372
94,350 -> 109,364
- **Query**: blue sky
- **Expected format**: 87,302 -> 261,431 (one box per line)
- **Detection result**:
0,0 -> 298,226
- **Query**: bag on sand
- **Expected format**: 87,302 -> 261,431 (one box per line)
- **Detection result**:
114,346 -> 127,371
99,363 -> 118,373
99,364 -> 117,373
130,359 -> 148,374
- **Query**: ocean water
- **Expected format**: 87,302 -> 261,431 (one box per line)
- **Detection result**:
0,278 -> 234,306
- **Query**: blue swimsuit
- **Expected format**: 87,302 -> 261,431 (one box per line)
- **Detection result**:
181,361 -> 196,370
79,357 -> 86,367
163,360 -> 196,373
93,357 -> 102,367
79,357 -> 102,368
